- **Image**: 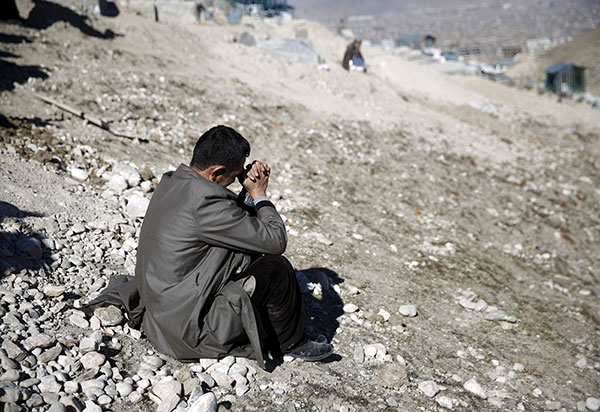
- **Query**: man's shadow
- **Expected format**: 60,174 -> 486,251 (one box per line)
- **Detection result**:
24,0 -> 117,39
0,201 -> 55,277
264,267 -> 344,370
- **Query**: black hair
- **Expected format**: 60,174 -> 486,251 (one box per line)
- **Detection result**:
190,125 -> 250,175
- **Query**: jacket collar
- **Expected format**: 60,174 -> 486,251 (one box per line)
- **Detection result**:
173,163 -> 202,179
172,164 -> 237,198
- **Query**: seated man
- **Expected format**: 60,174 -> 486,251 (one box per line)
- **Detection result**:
342,39 -> 366,72
134,125 -> 333,366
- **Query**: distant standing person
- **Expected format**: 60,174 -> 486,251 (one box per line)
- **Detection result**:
342,39 -> 366,73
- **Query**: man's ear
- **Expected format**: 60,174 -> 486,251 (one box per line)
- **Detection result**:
208,165 -> 226,182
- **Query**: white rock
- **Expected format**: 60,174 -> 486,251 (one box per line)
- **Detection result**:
474,299 -> 488,312
43,285 -> 65,297
82,401 -> 102,412
72,223 -> 86,234
128,391 -> 143,403
199,359 -> 217,369
512,363 -> 525,371
343,303 -> 358,313
398,304 -> 417,317
69,314 -> 89,328
418,380 -> 440,398
156,393 -> 180,412
97,394 -> 112,406
587,397 -> 600,411
378,309 -> 390,322
130,329 -> 142,339
90,316 -> 101,330
235,384 -> 249,397
94,306 -> 124,327
106,175 -> 128,192
80,352 -> 106,369
140,181 -> 152,193
116,381 -> 133,397
24,333 -> 55,350
70,168 -> 89,181
79,337 -> 98,354
364,345 -> 378,358
187,392 -> 217,412
113,163 -> 141,186
575,357 -> 587,368
488,397 -> 503,407
126,195 -> 150,218
436,395 -> 453,409
353,346 -> 364,363
220,355 -> 236,366
153,378 -> 182,401
210,371 -> 234,388
64,381 -> 79,394
373,343 -> 387,359
459,297 -> 476,310
315,233 -> 333,245
206,363 -> 229,375
229,364 -> 247,376
463,378 -> 486,399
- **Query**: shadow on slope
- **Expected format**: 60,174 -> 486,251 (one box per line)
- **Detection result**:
25,0 -> 117,39
0,55 -> 48,92
0,201 -> 54,277
0,33 -> 32,44
263,266 -> 344,371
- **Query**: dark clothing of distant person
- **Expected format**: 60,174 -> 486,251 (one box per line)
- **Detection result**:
342,41 -> 365,70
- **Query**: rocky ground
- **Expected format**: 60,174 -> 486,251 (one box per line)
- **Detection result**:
1,2 -> 599,412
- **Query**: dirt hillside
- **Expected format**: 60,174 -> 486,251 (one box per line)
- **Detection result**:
0,2 -> 599,412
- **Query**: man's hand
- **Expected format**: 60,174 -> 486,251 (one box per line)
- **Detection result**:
242,161 -> 270,199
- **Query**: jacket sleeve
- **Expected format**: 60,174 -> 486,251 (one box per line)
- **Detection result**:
193,191 -> 287,255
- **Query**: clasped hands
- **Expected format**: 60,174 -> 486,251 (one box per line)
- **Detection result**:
240,160 -> 270,199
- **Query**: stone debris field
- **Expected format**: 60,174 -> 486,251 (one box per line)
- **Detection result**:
0,1 -> 599,412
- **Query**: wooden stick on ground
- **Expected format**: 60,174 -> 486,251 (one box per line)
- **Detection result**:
31,91 -> 148,143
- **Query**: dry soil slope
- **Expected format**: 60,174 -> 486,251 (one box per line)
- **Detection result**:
1,5 -> 600,412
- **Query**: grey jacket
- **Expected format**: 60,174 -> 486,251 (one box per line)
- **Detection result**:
134,164 -> 287,367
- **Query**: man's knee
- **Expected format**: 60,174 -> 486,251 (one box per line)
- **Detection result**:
261,254 -> 293,272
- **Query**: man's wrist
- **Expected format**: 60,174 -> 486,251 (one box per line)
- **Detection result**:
249,191 -> 267,199
252,196 -> 270,205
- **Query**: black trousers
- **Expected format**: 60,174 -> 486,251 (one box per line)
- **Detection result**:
231,255 -> 306,354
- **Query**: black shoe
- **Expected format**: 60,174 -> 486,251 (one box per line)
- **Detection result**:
287,340 -> 333,361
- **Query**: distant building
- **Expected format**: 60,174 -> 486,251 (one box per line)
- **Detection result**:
491,58 -> 518,71
545,62 -> 585,93
501,45 -> 522,58
424,34 -> 436,47
230,0 -> 295,18
526,37 -> 552,55
441,51 -> 459,61
396,34 -> 422,49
